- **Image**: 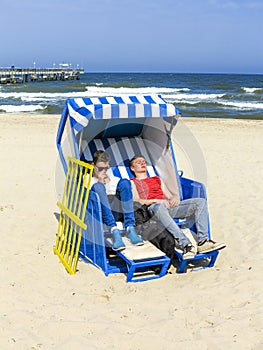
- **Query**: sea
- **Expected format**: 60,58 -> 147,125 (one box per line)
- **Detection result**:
0,72 -> 263,119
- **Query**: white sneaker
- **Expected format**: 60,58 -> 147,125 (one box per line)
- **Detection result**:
198,240 -> 226,254
182,244 -> 197,260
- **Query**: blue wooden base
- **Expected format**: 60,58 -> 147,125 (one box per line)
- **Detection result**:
174,249 -> 219,273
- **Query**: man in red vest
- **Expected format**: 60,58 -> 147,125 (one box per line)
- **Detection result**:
129,155 -> 225,260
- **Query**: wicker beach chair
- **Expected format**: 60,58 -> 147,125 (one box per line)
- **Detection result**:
56,95 -> 224,281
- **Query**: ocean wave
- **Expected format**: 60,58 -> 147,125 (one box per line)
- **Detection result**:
171,99 -> 263,110
1,91 -> 262,112
241,87 -> 263,93
1,72 -> 263,118
0,104 -> 46,113
216,101 -> 263,110
0,87 -> 191,102
164,93 -> 225,100
85,85 -> 190,94
21,96 -> 57,102
181,99 -> 263,110
0,91 -> 89,100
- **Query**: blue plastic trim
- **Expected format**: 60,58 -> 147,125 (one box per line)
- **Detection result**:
174,249 -> 219,273
56,104 -> 69,173
56,103 -> 81,174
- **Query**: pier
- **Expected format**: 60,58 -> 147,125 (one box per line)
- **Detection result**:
0,67 -> 85,84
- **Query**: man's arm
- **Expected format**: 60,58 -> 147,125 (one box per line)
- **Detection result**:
160,178 -> 180,207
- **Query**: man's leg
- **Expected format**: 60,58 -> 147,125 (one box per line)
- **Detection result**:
115,179 -> 135,228
92,182 -> 117,227
92,183 -> 125,251
149,203 -> 191,249
168,198 -> 208,243
168,198 -> 226,253
112,179 -> 143,246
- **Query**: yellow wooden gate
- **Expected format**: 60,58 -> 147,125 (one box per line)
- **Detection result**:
54,157 -> 93,274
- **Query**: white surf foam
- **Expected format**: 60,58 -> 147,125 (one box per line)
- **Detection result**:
0,104 -> 46,113
241,87 -> 262,93
216,101 -> 263,110
85,86 -> 190,95
0,86 -> 191,102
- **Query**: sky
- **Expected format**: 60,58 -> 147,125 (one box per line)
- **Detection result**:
1,0 -> 263,74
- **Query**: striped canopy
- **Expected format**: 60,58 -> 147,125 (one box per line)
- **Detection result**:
66,94 -> 181,133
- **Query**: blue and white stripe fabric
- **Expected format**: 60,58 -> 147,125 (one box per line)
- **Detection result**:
82,136 -> 157,179
66,95 -> 180,133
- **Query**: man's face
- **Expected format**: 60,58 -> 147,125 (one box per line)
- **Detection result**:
131,157 -> 147,174
94,161 -> 109,178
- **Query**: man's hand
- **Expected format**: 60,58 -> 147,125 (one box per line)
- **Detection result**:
151,198 -> 180,208
97,173 -> 110,184
168,196 -> 180,208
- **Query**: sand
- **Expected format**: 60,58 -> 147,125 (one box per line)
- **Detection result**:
0,113 -> 262,350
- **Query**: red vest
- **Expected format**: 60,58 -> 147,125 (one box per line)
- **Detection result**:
131,176 -> 168,200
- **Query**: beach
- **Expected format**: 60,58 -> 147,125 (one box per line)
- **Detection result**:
0,113 -> 262,349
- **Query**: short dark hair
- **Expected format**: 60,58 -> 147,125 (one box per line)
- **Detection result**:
93,150 -> 110,165
129,155 -> 145,169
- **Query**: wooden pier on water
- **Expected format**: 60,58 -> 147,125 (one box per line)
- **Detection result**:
0,67 -> 85,84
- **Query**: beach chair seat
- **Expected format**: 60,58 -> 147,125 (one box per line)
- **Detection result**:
105,236 -> 170,282
79,137 -> 171,282
79,188 -> 170,282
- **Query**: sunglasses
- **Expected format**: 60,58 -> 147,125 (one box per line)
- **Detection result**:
95,165 -> 109,171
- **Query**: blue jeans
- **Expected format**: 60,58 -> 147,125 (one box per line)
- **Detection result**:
149,198 -> 208,248
92,179 -> 135,229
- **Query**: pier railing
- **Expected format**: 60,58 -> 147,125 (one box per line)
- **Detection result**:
0,67 -> 85,84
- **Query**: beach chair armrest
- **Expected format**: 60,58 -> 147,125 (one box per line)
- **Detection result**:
180,176 -> 207,199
